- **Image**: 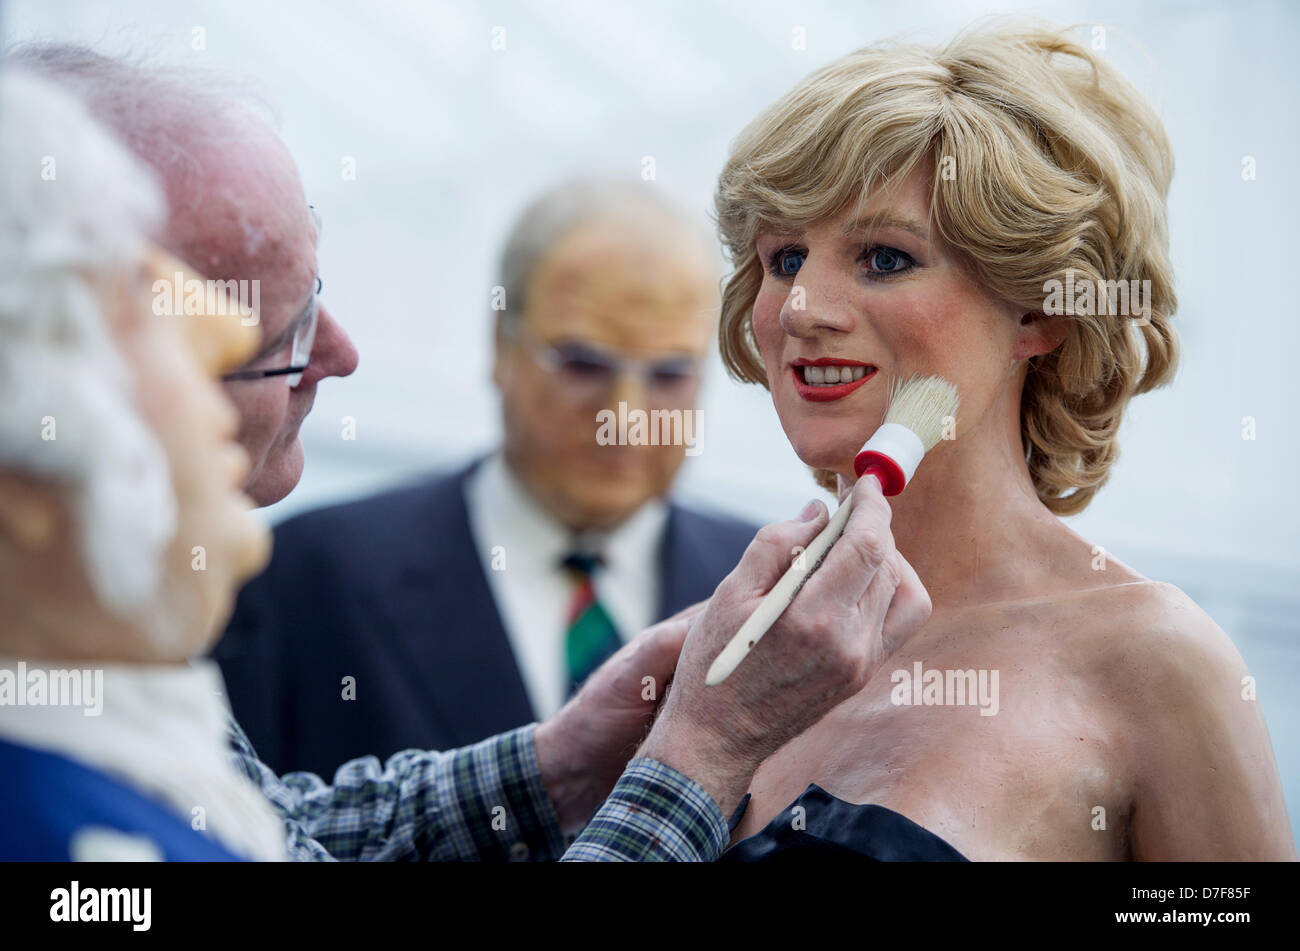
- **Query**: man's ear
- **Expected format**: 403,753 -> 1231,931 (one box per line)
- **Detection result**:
0,471 -> 63,552
1012,312 -> 1070,361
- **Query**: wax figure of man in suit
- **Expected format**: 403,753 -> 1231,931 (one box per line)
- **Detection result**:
216,181 -> 758,777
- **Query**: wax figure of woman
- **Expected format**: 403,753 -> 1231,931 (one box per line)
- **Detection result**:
713,22 -> 1295,860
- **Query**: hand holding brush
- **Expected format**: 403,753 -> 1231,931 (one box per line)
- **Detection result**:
706,374 -> 959,686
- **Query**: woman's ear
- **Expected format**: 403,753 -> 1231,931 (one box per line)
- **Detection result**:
0,471 -> 62,552
1012,311 -> 1070,361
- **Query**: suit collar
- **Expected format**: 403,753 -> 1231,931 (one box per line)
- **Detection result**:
383,458 -> 536,742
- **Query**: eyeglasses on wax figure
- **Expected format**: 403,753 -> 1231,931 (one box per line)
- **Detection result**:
505,318 -> 703,405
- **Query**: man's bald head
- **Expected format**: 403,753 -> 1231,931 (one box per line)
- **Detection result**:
14,44 -> 358,505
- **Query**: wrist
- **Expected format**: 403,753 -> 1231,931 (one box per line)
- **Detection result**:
533,719 -> 603,836
636,717 -> 757,820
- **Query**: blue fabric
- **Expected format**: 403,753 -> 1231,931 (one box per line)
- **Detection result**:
213,457 -> 757,777
719,784 -> 969,862
0,738 -> 245,861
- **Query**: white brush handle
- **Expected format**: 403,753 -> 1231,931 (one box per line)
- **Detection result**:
705,489 -> 860,686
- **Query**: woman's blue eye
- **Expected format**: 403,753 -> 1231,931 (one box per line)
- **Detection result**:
770,248 -> 805,276
864,246 -> 913,275
767,245 -> 912,279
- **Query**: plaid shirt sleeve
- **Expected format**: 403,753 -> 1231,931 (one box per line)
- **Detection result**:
228,715 -> 732,862
226,715 -> 568,862
560,758 -> 731,861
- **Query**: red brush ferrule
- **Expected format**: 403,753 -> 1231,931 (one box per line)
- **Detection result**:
853,450 -> 906,496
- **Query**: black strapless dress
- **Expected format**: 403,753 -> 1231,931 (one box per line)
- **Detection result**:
718,784 -> 968,862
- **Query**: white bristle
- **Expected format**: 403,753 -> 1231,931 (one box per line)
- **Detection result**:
882,375 -> 959,452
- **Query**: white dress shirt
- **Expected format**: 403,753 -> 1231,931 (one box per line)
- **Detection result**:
464,453 -> 668,721
0,656 -> 288,861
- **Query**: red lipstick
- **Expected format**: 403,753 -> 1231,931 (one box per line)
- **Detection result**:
790,358 -> 878,403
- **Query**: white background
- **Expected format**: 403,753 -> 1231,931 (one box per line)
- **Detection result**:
7,0 -> 1298,851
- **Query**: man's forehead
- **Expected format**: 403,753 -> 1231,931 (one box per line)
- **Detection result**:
169,183 -> 307,271
524,216 -> 716,350
160,111 -> 310,264
160,150 -> 316,336
530,270 -> 714,354
536,216 -> 713,292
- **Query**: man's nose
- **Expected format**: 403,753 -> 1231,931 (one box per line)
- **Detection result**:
305,304 -> 359,383
610,367 -> 648,409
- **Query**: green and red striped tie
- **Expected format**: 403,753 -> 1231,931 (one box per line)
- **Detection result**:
562,551 -> 622,697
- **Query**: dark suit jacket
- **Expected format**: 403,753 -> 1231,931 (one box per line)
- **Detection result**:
212,459 -> 757,777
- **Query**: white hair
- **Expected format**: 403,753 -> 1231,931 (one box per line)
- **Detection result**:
0,68 -> 177,617
9,43 -> 282,264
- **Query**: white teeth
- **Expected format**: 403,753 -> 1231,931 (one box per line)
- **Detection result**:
800,365 -> 870,385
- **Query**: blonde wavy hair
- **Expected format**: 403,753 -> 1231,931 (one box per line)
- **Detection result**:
714,21 -> 1179,514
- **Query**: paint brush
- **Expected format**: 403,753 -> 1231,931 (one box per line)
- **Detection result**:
705,374 -> 959,686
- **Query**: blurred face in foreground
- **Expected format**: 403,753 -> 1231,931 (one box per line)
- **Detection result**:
493,211 -> 717,532
0,249 -> 271,663
127,249 -> 273,653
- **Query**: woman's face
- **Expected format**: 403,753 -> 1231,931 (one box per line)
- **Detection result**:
109,247 -> 271,657
751,164 -> 1026,483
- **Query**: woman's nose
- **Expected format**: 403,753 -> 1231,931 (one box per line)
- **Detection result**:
777,267 -> 856,338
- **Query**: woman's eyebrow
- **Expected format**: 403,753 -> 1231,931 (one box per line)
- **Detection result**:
841,212 -> 930,243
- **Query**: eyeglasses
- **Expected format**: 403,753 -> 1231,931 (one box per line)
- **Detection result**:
505,319 -> 703,405
221,275 -> 320,388
222,205 -> 322,389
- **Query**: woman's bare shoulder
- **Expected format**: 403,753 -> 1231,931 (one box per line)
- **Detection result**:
1080,583 -> 1296,858
1052,579 -> 1244,690
1076,580 -> 1240,669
